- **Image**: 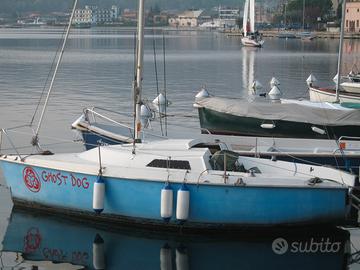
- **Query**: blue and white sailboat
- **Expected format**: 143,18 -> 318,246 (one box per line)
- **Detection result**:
0,0 -> 357,230
0,138 -> 356,229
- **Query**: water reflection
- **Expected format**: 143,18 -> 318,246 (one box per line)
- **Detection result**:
0,208 -> 355,270
241,47 -> 257,94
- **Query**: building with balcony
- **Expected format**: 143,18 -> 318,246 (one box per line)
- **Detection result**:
74,5 -> 118,25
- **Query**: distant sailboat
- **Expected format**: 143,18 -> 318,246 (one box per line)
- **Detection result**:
296,0 -> 316,40
241,0 -> 264,47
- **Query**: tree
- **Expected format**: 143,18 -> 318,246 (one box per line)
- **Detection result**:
286,0 -> 332,27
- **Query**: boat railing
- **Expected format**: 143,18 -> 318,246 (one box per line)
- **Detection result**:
337,136 -> 360,151
338,136 -> 360,142
0,128 -> 24,160
83,107 -> 133,129
83,107 -> 167,140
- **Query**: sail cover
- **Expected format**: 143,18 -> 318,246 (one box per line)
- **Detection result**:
196,97 -> 360,126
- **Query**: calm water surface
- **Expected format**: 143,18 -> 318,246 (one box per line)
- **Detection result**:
1,27 -> 360,269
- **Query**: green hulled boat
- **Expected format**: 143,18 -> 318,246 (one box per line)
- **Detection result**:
195,96 -> 360,139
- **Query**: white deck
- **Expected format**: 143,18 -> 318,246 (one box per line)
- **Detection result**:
0,139 -> 352,189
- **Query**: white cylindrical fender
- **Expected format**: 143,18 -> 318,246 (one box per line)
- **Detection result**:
160,243 -> 172,270
93,176 -> 105,213
93,233 -> 105,270
311,126 -> 326,135
176,185 -> 190,221
161,183 -> 173,221
176,246 -> 189,270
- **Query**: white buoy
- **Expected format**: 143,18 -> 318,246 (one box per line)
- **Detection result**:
270,77 -> 280,88
160,243 -> 172,270
93,234 -> 105,270
251,80 -> 263,93
93,176 -> 105,213
161,183 -> 173,221
176,184 -> 190,222
268,85 -> 282,101
195,87 -> 210,99
306,74 -> 317,86
153,94 -> 170,115
153,93 -> 168,106
176,246 -> 189,270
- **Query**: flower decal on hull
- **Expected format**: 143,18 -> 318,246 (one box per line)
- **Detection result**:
23,166 -> 41,193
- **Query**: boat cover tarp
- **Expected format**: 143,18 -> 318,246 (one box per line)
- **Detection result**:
196,97 -> 360,126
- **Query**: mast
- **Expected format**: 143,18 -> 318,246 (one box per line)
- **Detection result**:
302,0 -> 305,31
336,0 -> 346,103
284,1 -> 287,28
134,0 -> 145,141
249,0 -> 255,33
243,0 -> 249,36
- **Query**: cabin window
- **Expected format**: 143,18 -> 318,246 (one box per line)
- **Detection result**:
147,159 -> 191,170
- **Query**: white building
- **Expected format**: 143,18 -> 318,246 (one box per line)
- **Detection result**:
169,10 -> 204,27
74,5 -> 95,24
218,7 -> 240,28
74,5 -> 118,25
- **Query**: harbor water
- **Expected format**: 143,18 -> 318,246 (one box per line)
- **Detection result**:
1,27 -> 360,269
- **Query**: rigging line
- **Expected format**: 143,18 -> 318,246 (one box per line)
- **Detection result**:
152,29 -> 164,136
162,32 -> 168,136
33,0 -> 79,147
0,140 -> 81,153
85,107 -> 132,117
6,129 -> 82,144
29,23 -> 68,127
132,31 -> 137,153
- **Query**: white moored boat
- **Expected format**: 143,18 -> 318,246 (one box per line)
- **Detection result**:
308,0 -> 360,103
0,138 -> 356,229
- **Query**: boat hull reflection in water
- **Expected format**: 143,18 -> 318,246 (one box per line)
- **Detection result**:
1,209 -> 351,270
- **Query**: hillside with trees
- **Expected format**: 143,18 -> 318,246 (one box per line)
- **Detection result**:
272,0 -> 334,27
1,0 -> 249,15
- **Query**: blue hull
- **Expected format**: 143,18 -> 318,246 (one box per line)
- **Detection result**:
2,210 -> 350,270
0,161 -> 349,229
81,131 -> 125,150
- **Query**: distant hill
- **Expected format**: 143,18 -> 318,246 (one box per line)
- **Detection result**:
1,0 -> 272,15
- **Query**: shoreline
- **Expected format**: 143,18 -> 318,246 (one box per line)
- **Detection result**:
225,30 -> 360,39
1,24 -> 360,39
